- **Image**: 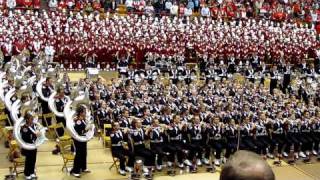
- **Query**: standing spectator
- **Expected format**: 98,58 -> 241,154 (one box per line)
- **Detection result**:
201,5 -> 210,17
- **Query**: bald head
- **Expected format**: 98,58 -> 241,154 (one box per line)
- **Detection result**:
220,151 -> 275,180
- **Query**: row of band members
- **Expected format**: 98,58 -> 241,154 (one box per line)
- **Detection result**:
110,112 -> 320,175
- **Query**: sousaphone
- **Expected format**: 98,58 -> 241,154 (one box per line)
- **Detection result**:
13,106 -> 47,150
64,93 -> 95,142
48,85 -> 71,117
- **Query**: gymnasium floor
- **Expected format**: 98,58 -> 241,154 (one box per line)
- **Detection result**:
1,71 -> 320,180
1,137 -> 320,180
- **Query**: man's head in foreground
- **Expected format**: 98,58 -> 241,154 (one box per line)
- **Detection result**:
220,150 -> 275,180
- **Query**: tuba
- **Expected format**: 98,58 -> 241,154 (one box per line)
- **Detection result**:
10,87 -> 36,123
64,93 -> 95,142
36,66 -> 58,102
13,106 -> 47,150
48,90 -> 71,117
4,87 -> 15,111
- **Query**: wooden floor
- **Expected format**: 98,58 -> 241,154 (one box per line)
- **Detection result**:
0,137 -> 320,180
1,71 -> 320,180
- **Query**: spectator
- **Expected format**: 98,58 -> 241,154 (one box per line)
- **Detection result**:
7,0 -> 16,10
187,0 -> 194,11
201,5 -> 210,17
0,0 -> 5,9
184,6 -> 192,16
48,0 -> 58,9
66,0 -> 75,9
125,0 -> 133,12
145,2 -> 154,16
178,3 -> 185,16
165,0 -> 172,14
220,151 -> 275,180
170,1 -> 178,16
92,0 -> 101,11
194,0 -> 199,12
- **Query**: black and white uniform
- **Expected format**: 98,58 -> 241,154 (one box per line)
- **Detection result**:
129,128 -> 155,166
110,130 -> 134,170
205,123 -> 225,160
71,118 -> 88,174
54,96 -> 68,136
20,123 -> 38,177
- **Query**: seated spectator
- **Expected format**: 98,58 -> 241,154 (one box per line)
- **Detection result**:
48,0 -> 58,9
92,0 -> 101,11
184,7 -> 192,16
220,151 -> 275,180
58,0 -> 67,10
7,0 -> 16,10
125,0 -> 133,12
194,0 -> 199,12
66,0 -> 75,9
201,5 -> 210,17
186,0 -> 194,11
178,3 -> 185,16
170,1 -> 178,16
145,2 -> 154,16
165,0 -> 172,14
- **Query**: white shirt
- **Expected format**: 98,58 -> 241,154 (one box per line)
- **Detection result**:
125,0 -> 133,8
170,4 -> 178,15
49,0 -> 58,8
165,1 -> 172,10
201,7 -> 210,17
6,0 -> 16,9
184,8 -> 192,16
45,45 -> 55,56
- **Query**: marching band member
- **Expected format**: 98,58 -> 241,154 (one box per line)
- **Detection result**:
96,101 -> 112,128
245,65 -> 255,83
253,113 -> 274,159
110,122 -> 134,175
224,119 -> 238,159
310,112 -> 320,155
270,66 -> 279,94
282,61 -> 292,93
270,112 -> 286,158
187,116 -> 207,166
284,113 -> 304,159
41,77 -> 54,126
299,112 -> 314,157
166,115 -> 192,168
54,88 -> 68,136
206,116 -> 225,166
70,105 -> 91,178
148,119 -> 167,170
129,119 -> 155,173
21,112 -> 39,180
